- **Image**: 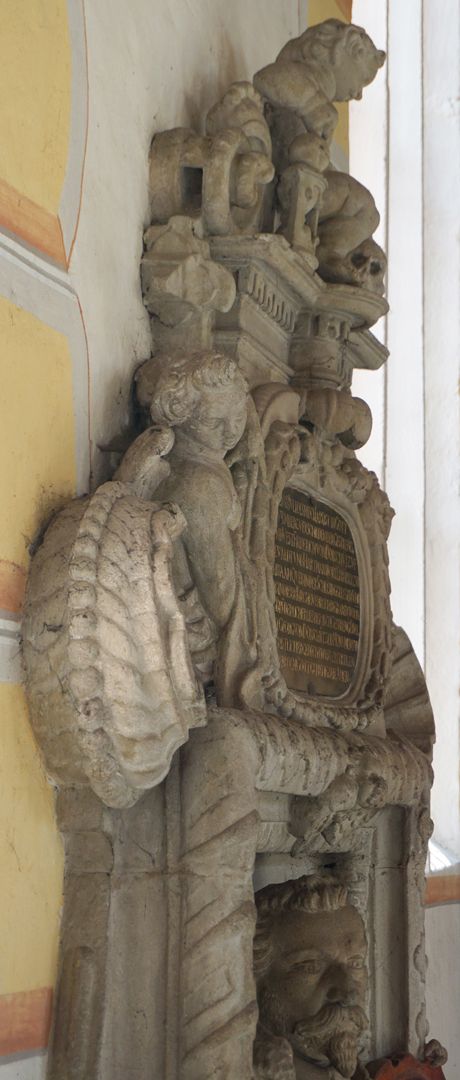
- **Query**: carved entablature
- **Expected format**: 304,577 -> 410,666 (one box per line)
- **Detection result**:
142,18 -> 389,385
22,16 -> 446,1080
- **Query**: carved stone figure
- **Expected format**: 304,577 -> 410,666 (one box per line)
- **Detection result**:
135,350 -> 249,685
253,875 -> 368,1079
252,22 -> 386,276
254,20 -> 385,167
317,172 -> 386,293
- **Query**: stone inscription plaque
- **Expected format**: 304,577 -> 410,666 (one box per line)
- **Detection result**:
274,488 -> 360,697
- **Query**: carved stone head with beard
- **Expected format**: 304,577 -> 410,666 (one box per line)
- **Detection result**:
253,875 -> 368,1079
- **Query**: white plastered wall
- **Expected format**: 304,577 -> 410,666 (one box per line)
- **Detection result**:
0,6 -> 306,1078
351,0 -> 460,859
422,0 -> 460,861
68,0 -> 303,486
350,1 -> 460,1074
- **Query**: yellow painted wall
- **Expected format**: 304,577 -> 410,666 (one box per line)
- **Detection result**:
0,0 -> 351,1058
0,683 -> 63,995
0,298 -> 76,573
0,0 -> 71,215
307,0 -> 351,162
0,0 -> 77,1055
0,297 -> 75,1044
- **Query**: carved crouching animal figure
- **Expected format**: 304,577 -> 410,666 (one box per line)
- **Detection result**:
253,22 -> 386,284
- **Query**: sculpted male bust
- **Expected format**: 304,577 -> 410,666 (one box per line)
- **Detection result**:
253,876 -> 368,1080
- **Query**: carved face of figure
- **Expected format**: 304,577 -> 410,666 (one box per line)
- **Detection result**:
255,878 -> 368,1079
180,385 -> 248,454
332,28 -> 386,102
276,20 -> 385,105
136,351 -> 248,457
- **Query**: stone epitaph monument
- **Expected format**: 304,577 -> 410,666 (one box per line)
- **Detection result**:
23,18 -> 447,1080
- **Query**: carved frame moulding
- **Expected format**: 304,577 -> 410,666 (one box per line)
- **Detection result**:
209,235 -> 388,388
22,14 -> 446,1080
248,421 -> 394,729
179,707 -> 432,1079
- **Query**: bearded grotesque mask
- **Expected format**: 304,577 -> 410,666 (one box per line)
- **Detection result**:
253,875 -> 368,1079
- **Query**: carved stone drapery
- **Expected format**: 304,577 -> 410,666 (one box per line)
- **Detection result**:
21,15 -> 445,1080
23,478 -> 206,808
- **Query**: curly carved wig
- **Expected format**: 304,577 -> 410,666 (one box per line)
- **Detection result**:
135,351 -> 247,427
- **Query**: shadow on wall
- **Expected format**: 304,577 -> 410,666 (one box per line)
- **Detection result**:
425,895 -> 460,1080
183,39 -> 241,132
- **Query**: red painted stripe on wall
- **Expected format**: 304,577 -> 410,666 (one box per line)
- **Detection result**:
425,873 -> 460,907
0,987 -> 52,1055
336,0 -> 352,19
0,177 -> 67,268
0,560 -> 26,616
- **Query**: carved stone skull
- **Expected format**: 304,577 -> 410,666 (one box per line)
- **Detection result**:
317,238 -> 386,294
345,239 -> 387,294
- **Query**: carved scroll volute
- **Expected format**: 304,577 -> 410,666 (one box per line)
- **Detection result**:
201,127 -> 273,236
23,456 -> 207,809
253,19 -> 386,279
148,82 -> 274,238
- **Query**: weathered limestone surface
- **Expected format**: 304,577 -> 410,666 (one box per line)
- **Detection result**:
22,16 -> 446,1080
253,875 -> 368,1078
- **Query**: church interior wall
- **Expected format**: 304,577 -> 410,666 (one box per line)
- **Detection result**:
0,0 -> 458,1076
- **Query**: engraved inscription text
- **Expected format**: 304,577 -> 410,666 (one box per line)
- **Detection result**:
274,489 -> 360,697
